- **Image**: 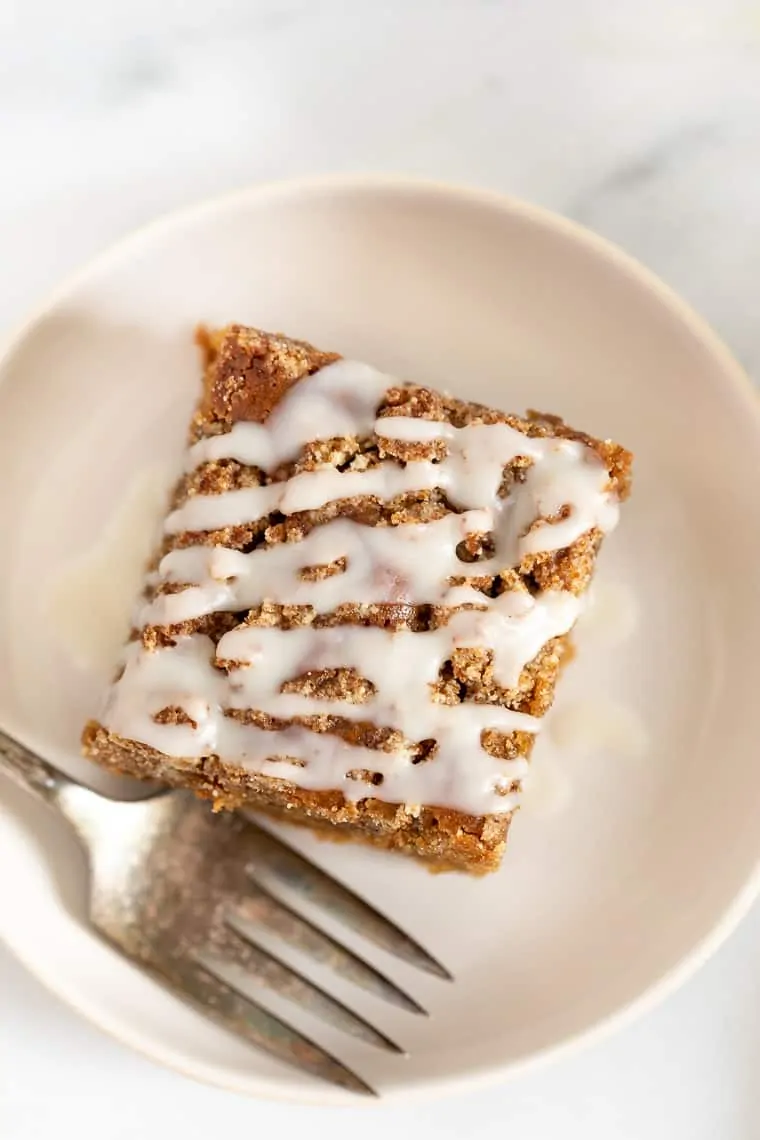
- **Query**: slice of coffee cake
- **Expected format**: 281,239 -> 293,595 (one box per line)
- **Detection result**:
83,325 -> 632,872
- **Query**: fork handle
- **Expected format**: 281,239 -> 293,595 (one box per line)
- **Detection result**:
0,726 -> 69,804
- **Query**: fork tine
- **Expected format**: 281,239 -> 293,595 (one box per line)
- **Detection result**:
245,822 -> 452,980
203,922 -> 405,1053
230,881 -> 427,1014
160,957 -> 377,1096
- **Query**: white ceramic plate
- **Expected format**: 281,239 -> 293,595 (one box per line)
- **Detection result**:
2,176 -> 760,1105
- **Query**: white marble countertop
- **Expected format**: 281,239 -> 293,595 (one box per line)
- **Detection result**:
3,1 -> 760,1136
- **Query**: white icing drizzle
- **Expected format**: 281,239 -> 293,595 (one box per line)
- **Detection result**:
104,634 -> 533,815
102,359 -> 621,816
144,511 -> 493,625
167,419 -> 617,548
215,597 -> 576,711
186,360 -> 393,472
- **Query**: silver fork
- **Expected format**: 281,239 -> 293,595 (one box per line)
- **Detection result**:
0,728 -> 450,1096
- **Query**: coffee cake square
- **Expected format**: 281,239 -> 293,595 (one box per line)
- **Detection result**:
83,325 -> 632,872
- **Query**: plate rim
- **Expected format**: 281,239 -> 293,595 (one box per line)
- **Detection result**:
2,171 -> 760,1105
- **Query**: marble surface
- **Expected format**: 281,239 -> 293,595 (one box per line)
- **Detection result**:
2,0 -> 760,1136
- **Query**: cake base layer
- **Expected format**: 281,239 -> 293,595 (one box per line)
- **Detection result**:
82,720 -> 512,872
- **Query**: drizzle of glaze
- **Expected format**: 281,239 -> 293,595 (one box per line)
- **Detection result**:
105,635 -> 535,816
166,416 -> 617,551
186,360 -> 392,472
101,359 -> 623,815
